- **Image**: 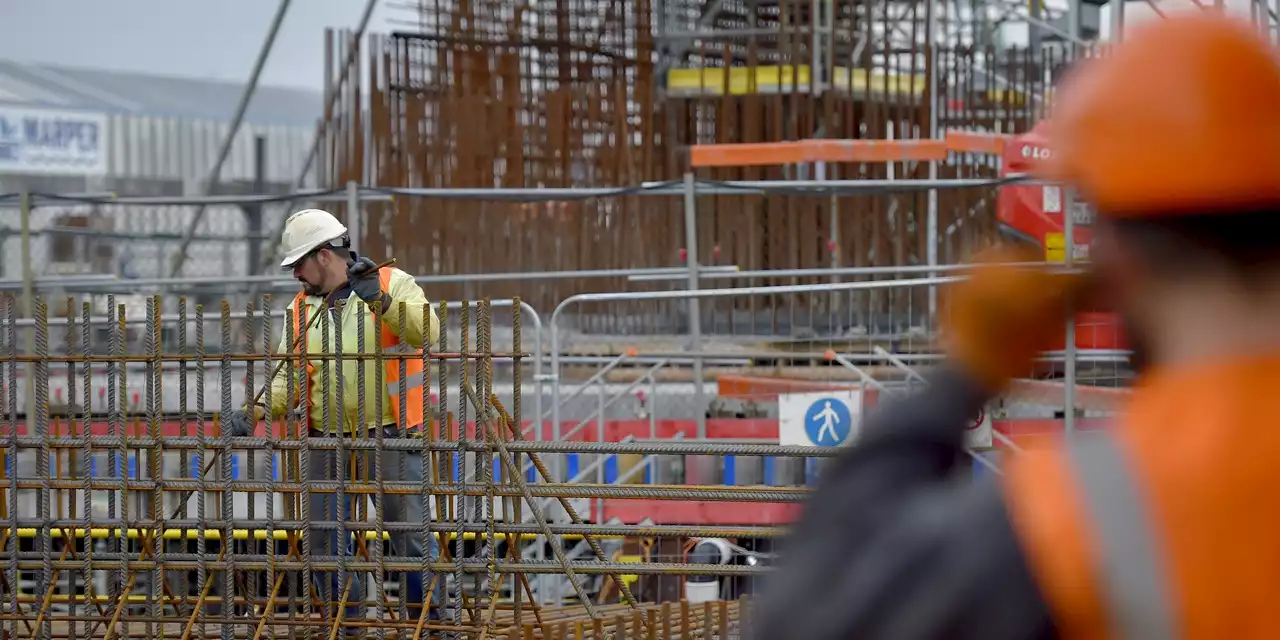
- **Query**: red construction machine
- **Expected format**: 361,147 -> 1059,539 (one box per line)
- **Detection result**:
982,124 -> 1127,352
691,128 -> 1128,352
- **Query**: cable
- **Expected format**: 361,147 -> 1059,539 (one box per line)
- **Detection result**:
1,174 -> 1043,208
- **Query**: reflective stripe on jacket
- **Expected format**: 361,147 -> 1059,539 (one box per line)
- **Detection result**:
269,267 -> 440,433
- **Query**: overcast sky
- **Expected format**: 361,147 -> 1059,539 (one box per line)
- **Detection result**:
0,0 -> 406,91
0,0 -> 1256,91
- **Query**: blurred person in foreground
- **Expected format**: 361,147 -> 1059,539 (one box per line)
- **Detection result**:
750,12 -> 1280,640
226,208 -> 442,624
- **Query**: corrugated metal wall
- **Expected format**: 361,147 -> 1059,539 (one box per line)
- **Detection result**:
0,113 -> 317,282
104,114 -> 316,186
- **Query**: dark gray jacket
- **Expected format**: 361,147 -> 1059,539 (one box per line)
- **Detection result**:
749,367 -> 1058,640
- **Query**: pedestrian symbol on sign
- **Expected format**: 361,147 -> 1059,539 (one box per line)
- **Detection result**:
804,398 -> 852,446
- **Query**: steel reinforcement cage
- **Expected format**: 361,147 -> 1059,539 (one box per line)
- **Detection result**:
0,291 -> 831,639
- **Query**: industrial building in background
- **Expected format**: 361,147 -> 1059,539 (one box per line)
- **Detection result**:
0,0 -> 1273,637
0,60 -> 320,283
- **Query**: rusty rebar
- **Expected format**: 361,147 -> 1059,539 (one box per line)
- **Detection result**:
0,291 -> 784,639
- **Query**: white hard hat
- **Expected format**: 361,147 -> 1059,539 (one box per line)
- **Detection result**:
279,208 -> 349,268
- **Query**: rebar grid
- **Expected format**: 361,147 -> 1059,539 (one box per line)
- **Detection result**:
0,294 -> 787,640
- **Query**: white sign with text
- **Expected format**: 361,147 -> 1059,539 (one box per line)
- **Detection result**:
0,106 -> 107,175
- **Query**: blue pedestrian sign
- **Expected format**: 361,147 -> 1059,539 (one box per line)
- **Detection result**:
778,389 -> 862,447
803,397 -> 853,446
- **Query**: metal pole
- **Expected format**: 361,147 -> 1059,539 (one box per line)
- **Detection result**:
1029,0 -> 1043,50
18,190 -> 34,433
1068,0 -> 1083,45
926,0 -> 940,326
246,136 -> 267,272
254,0 -> 383,275
1063,188 -> 1077,437
346,180 -> 362,255
1111,0 -> 1124,41
682,172 -> 706,439
168,0 -> 294,278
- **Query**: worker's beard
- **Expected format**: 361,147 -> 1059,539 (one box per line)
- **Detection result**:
299,278 -> 326,297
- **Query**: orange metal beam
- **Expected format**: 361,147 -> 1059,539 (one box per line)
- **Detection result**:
943,130 -> 1013,156
689,131 -> 1014,169
689,138 -> 949,168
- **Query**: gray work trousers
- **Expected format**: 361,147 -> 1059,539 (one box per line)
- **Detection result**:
307,425 -> 440,618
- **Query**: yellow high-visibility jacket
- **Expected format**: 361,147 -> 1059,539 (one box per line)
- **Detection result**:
266,268 -> 441,433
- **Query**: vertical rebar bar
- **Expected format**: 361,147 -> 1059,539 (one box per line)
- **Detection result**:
419,303 -> 434,627
434,300 -> 450,626
332,301 -> 354,623
146,296 -> 163,640
4,295 -> 17,640
366,301 -> 388,640
243,300 -> 259,613
114,301 -> 131,640
35,298 -> 52,640
392,298 -> 409,624
80,302 -> 94,640
480,299 -> 497,638
219,301 -> 235,640
262,294 -> 278,639
195,303 -> 208,640
453,302 -> 470,639
510,300 -> 524,629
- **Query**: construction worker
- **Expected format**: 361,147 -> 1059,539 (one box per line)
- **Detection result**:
750,13 -> 1280,639
226,207 -> 442,622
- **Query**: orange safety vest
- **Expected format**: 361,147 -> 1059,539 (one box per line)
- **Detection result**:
1002,355 -> 1280,639
290,268 -> 426,431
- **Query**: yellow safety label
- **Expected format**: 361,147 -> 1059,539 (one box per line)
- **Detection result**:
617,554 -> 643,585
1045,232 -> 1066,263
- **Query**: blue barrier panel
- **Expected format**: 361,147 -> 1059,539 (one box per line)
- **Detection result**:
101,455 -> 139,478
273,453 -> 282,481
972,450 -> 1000,479
190,455 -> 200,477
763,457 -> 776,486
452,453 -> 461,482
644,460 -> 652,484
527,460 -> 536,483
604,455 -> 618,484
566,454 -> 579,482
804,458 -> 820,486
493,457 -> 501,482
231,455 -> 240,480
723,456 -> 737,486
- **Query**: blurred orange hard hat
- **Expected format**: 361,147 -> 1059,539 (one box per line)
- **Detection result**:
1045,13 -> 1280,218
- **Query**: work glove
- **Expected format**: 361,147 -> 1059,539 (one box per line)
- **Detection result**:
225,405 -> 265,437
942,246 -> 1095,392
347,256 -> 394,311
